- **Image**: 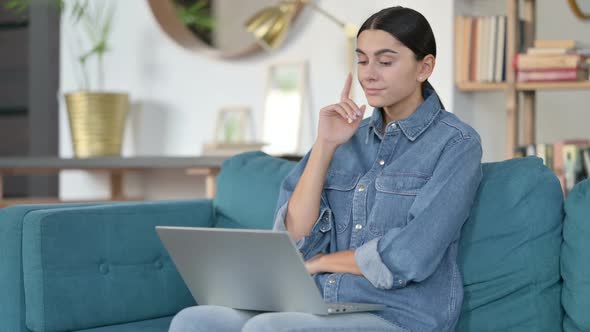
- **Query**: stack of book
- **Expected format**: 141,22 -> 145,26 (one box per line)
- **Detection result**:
515,139 -> 590,196
454,15 -> 508,83
514,40 -> 589,82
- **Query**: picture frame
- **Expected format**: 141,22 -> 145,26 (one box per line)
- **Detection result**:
202,106 -> 266,156
214,106 -> 253,144
262,61 -> 309,156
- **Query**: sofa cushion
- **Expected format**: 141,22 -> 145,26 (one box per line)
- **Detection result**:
562,179 -> 590,332
74,316 -> 172,332
21,200 -> 212,332
457,157 -> 563,332
214,151 -> 296,229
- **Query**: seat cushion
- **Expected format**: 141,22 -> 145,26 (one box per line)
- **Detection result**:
457,157 -> 564,331
562,179 -> 590,332
75,316 -> 172,332
214,151 -> 296,229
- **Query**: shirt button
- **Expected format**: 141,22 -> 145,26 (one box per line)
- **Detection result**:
328,278 -> 336,284
391,123 -> 397,129
354,224 -> 363,230
357,184 -> 366,192
378,160 -> 385,166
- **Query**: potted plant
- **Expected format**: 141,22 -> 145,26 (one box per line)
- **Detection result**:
5,0 -> 128,158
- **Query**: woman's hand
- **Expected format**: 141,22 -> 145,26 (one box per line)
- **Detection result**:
316,74 -> 367,149
304,250 -> 363,276
305,253 -> 326,275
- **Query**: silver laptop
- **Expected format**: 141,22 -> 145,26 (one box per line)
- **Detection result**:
156,226 -> 385,315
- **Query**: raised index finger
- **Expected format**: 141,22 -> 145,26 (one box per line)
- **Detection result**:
340,73 -> 352,102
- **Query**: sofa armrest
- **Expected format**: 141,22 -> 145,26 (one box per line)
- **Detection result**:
21,199 -> 213,332
0,203 -> 104,332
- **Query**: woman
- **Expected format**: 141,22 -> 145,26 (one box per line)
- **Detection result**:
169,6 -> 482,332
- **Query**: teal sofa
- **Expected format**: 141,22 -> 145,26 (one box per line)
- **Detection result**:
1,151 -> 589,332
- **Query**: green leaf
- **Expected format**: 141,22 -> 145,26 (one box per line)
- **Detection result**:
174,0 -> 214,32
4,0 -> 30,14
71,0 -> 89,24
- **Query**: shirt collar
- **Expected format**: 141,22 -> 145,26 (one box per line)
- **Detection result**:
368,86 -> 443,142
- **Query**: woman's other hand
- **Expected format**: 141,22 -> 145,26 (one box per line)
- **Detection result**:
305,253 -> 326,275
317,74 -> 366,149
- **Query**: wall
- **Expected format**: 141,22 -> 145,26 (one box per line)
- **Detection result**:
58,0 -> 455,200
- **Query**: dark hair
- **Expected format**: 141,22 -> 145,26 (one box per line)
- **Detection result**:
358,6 -> 437,92
358,6 -> 436,61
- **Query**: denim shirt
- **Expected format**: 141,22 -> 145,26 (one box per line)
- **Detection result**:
273,87 -> 483,332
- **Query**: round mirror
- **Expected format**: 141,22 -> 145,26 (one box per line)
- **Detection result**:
147,0 -> 305,59
568,0 -> 590,20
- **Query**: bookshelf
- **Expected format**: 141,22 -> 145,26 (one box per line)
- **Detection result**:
516,81 -> 590,91
455,0 -> 590,158
457,82 -> 508,91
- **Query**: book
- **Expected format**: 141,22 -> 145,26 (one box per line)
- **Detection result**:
563,145 -> 586,194
469,17 -> 478,82
515,53 -> 585,70
536,143 -> 554,170
514,144 -> 536,158
487,16 -> 497,82
462,16 -> 473,82
517,68 -> 588,82
583,148 -> 590,179
495,16 -> 507,82
526,47 -> 576,55
554,140 -> 590,195
534,39 -> 577,49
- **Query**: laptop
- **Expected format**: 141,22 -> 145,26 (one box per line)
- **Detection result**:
156,226 -> 385,315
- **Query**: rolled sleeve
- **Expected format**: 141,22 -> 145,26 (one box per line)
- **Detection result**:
355,237 -> 396,289
273,202 -> 333,259
271,151 -> 334,260
356,137 -> 482,289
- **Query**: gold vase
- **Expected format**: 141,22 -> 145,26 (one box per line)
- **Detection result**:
65,92 -> 129,158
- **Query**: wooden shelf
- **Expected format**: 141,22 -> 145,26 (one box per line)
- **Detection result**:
517,81 -> 590,91
455,0 -> 590,158
456,82 -> 507,91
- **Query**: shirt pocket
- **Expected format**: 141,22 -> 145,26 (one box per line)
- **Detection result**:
368,173 -> 430,236
324,171 -> 360,234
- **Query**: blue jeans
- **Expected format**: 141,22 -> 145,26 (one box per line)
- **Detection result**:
168,305 -> 408,332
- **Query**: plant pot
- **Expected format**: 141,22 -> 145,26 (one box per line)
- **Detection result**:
65,91 -> 129,158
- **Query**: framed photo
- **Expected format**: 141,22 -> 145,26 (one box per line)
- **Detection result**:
214,106 -> 252,144
262,61 -> 308,155
202,106 -> 265,156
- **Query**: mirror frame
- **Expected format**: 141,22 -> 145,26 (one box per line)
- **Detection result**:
262,61 -> 308,155
568,0 -> 590,20
147,0 -> 306,59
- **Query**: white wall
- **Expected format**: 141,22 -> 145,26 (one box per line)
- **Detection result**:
58,0 -> 455,200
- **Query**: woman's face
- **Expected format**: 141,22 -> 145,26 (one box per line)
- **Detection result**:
356,29 -> 424,108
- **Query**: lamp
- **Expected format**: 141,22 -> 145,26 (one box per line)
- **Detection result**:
246,0 -> 358,74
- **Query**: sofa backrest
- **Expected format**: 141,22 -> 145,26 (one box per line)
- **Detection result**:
215,152 -> 566,331
561,178 -> 590,332
213,151 -> 296,229
457,157 -> 564,332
